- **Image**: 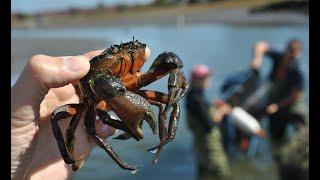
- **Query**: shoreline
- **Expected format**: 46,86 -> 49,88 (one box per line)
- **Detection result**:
12,1 -> 308,29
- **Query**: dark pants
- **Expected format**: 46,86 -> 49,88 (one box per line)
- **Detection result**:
268,108 -> 308,180
269,109 -> 305,142
279,163 -> 309,180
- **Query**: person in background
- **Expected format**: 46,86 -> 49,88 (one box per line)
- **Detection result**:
185,64 -> 231,180
251,39 -> 308,178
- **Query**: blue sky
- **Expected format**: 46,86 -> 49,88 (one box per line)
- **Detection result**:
12,0 -> 155,14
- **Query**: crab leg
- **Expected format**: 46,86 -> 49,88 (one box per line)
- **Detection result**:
85,105 -> 138,171
136,90 -> 168,142
136,90 -> 181,163
147,100 -> 167,163
65,112 -> 82,167
123,51 -> 183,90
51,104 -> 85,165
149,100 -> 167,143
125,51 -> 188,117
148,102 -> 180,152
163,69 -> 188,114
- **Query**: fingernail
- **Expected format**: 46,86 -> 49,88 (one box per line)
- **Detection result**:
63,56 -> 89,72
144,46 -> 151,59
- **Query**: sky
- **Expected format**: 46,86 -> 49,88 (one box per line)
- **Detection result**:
12,0 -> 155,14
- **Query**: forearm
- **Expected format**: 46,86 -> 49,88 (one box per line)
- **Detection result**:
277,90 -> 301,108
213,109 -> 224,123
213,103 -> 231,123
250,53 -> 264,70
251,41 -> 269,70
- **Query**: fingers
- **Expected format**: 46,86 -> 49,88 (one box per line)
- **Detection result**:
34,55 -> 90,88
95,120 -> 117,139
254,41 -> 269,56
11,50 -> 103,126
84,49 -> 104,59
14,50 -> 103,99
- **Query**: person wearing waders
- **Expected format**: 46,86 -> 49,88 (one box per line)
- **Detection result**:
185,65 -> 231,180
251,39 -> 308,179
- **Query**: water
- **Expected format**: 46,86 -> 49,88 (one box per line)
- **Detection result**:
12,0 -> 154,14
11,23 -> 309,180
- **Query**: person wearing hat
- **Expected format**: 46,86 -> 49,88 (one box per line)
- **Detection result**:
185,64 -> 231,180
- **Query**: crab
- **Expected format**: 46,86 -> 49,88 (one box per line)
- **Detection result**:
51,39 -> 189,172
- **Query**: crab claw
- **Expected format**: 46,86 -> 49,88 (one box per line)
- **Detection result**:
107,91 -> 157,141
113,111 -> 157,141
113,132 -> 132,140
144,111 -> 157,135
148,51 -> 183,73
89,74 -> 157,141
130,111 -> 157,141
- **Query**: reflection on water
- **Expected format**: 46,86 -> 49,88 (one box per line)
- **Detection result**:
12,24 -> 308,180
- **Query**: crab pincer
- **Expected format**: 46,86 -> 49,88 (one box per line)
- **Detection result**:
136,52 -> 189,162
147,69 -> 189,163
89,75 -> 158,170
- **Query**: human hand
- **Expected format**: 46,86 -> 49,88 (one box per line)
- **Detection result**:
11,51 -> 116,180
213,99 -> 232,123
266,103 -> 279,114
254,129 -> 266,138
254,41 -> 269,57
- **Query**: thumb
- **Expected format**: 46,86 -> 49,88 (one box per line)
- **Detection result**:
12,54 -> 90,105
11,54 -> 91,127
29,54 -> 90,89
